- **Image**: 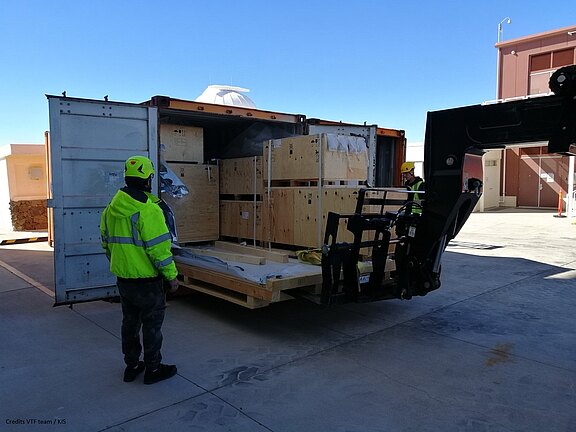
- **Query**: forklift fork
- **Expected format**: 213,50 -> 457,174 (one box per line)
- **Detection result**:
320,188 -> 419,304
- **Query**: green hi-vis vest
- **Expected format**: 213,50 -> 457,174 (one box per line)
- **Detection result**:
408,180 -> 424,214
100,189 -> 178,280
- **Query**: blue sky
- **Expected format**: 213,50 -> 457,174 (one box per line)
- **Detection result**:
0,1 -> 574,145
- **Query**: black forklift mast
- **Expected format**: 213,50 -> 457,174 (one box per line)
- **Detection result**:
321,65 -> 576,305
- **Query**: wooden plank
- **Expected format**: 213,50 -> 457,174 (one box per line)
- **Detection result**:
266,271 -> 322,291
215,241 -> 289,263
184,248 -> 266,265
177,263 -> 274,301
164,164 -> 219,243
179,277 -> 270,309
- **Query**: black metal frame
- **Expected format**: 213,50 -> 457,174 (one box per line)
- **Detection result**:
320,66 -> 576,305
321,188 -> 422,304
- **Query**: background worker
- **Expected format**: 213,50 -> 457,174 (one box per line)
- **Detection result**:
401,161 -> 425,214
100,155 -> 179,385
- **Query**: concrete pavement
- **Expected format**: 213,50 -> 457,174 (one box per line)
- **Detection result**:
0,209 -> 575,431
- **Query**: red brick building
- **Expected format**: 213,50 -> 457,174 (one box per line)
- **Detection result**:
496,25 -> 576,209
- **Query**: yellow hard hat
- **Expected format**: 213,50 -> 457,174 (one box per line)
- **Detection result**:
125,155 -> 155,179
401,161 -> 415,174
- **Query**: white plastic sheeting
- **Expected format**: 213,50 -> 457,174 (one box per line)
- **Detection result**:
159,162 -> 189,198
326,134 -> 367,153
174,247 -> 319,285
195,85 -> 257,108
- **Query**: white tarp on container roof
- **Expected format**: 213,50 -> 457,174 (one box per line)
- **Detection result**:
195,85 -> 257,108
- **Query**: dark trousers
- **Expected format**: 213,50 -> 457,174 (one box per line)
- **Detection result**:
117,277 -> 166,370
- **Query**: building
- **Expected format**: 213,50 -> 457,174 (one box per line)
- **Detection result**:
495,25 -> 576,210
0,144 -> 48,232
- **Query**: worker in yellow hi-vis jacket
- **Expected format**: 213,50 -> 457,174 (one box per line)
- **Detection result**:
401,161 -> 425,215
100,155 -> 178,385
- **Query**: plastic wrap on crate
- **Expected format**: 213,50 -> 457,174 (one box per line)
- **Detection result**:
173,247 -> 318,285
159,162 -> 189,198
326,134 -> 367,153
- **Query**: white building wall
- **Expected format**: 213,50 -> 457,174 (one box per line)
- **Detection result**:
0,144 -> 47,232
0,159 -> 11,231
406,142 -> 424,178
7,154 -> 47,200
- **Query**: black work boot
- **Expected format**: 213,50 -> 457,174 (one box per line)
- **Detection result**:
144,364 -> 177,385
123,361 -> 145,382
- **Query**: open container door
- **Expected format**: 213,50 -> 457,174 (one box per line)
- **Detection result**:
47,96 -> 158,305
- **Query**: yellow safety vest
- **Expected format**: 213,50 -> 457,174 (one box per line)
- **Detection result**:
408,179 -> 424,214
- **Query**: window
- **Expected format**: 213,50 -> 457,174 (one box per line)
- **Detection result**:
530,53 -> 551,72
528,49 -> 575,95
552,48 -> 574,68
530,49 -> 575,72
529,72 -> 552,95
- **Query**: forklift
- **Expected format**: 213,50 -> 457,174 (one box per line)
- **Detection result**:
320,65 -> 576,305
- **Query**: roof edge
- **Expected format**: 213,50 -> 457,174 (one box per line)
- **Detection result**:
496,24 -> 576,48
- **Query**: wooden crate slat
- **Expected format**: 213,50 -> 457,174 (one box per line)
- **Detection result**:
215,241 -> 289,263
265,272 -> 322,291
177,263 -> 273,301
180,277 -> 270,309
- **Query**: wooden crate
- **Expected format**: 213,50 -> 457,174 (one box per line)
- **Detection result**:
263,134 -> 368,182
219,156 -> 263,196
219,200 -> 263,241
262,187 -> 360,248
163,164 -> 219,243
160,124 -> 204,162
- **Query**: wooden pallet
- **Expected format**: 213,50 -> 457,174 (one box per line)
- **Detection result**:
176,260 -> 322,309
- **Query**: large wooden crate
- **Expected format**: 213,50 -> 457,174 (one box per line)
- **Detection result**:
218,188 -> 358,248
219,156 -> 263,196
163,164 -> 219,243
219,200 -> 263,241
160,124 -> 204,163
263,134 -> 368,182
262,187 -> 360,248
